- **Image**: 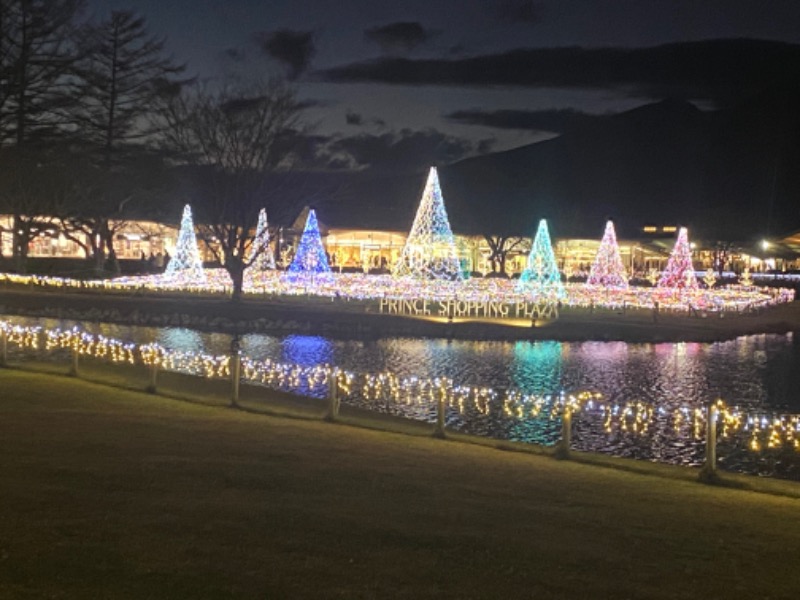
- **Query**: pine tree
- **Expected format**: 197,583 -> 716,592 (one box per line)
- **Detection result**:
164,204 -> 206,283
657,227 -> 698,289
247,208 -> 275,270
393,167 -> 463,281
517,219 -> 565,300
285,209 -> 332,282
587,220 -> 628,288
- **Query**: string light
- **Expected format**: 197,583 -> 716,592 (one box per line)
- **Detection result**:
587,220 -> 628,288
657,227 -> 698,289
517,219 -> 566,303
164,204 -> 206,284
0,269 -> 794,314
393,167 -> 463,281
247,208 -> 276,270
284,209 -> 333,283
2,319 -> 798,456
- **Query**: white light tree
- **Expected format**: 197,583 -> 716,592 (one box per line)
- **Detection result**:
164,204 -> 206,283
247,208 -> 276,270
392,167 -> 463,281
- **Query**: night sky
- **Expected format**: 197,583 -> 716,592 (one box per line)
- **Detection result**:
86,0 -> 800,171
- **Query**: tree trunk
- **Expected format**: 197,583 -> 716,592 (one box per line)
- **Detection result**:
104,226 -> 120,274
12,215 -> 28,274
227,258 -> 245,302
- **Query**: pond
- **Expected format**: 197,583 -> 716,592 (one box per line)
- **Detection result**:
4,315 -> 799,479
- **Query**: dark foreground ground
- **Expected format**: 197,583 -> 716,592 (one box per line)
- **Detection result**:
0,368 -> 798,599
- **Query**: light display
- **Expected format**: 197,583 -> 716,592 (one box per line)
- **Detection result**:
657,227 -> 698,289
517,219 -> 565,301
703,269 -> 717,288
587,220 -> 628,288
2,318 -> 799,455
393,167 -> 463,281
164,204 -> 206,284
284,209 -> 332,282
247,208 -> 275,270
740,268 -> 753,286
0,267 -> 794,315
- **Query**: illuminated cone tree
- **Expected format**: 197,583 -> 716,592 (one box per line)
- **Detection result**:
657,227 -> 698,289
247,208 -> 275,270
164,204 -> 206,283
393,167 -> 463,281
517,219 -> 565,301
587,220 -> 628,288
285,209 -> 332,283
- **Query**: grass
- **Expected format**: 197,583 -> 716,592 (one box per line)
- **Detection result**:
0,368 -> 799,599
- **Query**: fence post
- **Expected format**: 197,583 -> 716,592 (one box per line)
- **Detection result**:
0,327 -> 7,367
324,370 -> 340,422
699,403 -> 719,482
433,393 -> 446,439
69,341 -> 79,377
146,361 -> 159,394
554,405 -> 572,459
230,333 -> 242,407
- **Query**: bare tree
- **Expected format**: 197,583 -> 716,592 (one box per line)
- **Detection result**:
0,0 -> 83,272
0,146 -> 73,272
160,80 -> 307,300
59,10 -> 185,273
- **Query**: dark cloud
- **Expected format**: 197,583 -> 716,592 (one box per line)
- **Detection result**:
222,47 -> 246,62
345,110 -> 388,128
319,39 -> 800,104
328,128 -> 479,170
476,138 -> 496,154
345,110 -> 363,126
254,29 -> 315,79
364,21 -> 439,54
294,98 -> 328,110
446,108 -> 603,133
491,0 -> 542,25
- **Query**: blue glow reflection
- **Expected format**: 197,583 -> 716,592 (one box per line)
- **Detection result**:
282,335 -> 334,366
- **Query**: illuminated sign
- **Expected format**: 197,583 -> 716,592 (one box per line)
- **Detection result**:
378,298 -> 555,320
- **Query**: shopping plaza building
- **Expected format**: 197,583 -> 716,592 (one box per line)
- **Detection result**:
1,211 -> 798,276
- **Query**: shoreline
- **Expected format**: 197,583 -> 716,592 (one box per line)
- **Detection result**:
1,285 -> 799,342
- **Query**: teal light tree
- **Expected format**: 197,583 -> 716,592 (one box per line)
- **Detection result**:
164,204 -> 206,284
247,208 -> 275,270
392,167 -> 463,281
284,209 -> 332,283
517,219 -> 565,302
657,227 -> 698,289
587,220 -> 628,288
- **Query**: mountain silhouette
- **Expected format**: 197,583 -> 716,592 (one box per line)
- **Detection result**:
302,91 -> 800,244
439,93 -> 800,242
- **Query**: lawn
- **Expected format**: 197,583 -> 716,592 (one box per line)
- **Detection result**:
0,368 -> 798,599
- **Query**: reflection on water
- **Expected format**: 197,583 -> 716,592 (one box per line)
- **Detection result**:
4,315 -> 800,477
156,327 -> 204,353
281,335 -> 334,367
511,341 -> 563,395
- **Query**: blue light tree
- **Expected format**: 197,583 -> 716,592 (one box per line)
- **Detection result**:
517,219 -> 565,301
393,167 -> 463,281
284,209 -> 332,284
247,208 -> 276,270
164,204 -> 206,284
